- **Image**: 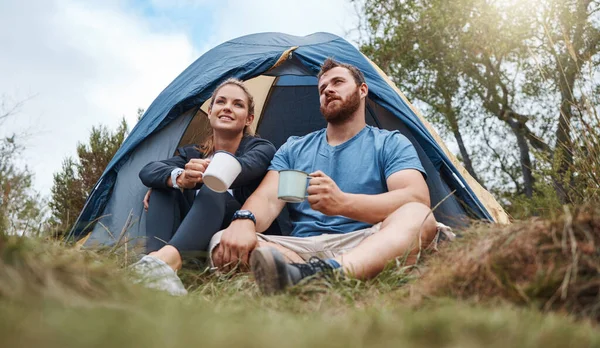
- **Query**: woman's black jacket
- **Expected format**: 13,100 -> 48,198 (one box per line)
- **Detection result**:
139,136 -> 276,207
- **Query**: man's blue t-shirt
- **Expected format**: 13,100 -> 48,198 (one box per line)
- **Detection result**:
268,126 -> 426,237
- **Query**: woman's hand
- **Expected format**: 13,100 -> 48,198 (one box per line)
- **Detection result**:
143,189 -> 152,211
177,158 -> 211,189
213,219 -> 258,271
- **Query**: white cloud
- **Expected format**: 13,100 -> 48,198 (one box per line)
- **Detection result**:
148,0 -> 210,9
198,0 -> 360,53
0,0 -> 197,197
0,0 -> 359,199
57,2 -> 196,119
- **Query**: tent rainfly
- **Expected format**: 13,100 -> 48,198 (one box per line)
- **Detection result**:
70,32 -> 509,247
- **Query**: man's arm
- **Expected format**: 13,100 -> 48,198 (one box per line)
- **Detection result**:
240,170 -> 287,232
307,169 -> 430,224
213,170 -> 286,269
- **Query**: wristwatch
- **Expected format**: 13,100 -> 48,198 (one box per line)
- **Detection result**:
171,168 -> 184,189
232,210 -> 256,225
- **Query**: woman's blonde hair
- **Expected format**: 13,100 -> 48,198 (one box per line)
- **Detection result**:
199,78 -> 255,155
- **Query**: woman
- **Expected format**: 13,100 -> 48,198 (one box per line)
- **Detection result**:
133,78 -> 277,295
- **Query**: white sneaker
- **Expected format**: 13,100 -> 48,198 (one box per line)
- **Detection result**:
130,255 -> 188,296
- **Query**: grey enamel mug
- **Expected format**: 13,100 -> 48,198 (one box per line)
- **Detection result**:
278,170 -> 311,203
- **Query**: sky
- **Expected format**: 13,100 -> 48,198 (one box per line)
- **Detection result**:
0,0 -> 360,198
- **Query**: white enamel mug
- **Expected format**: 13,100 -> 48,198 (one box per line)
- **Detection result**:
202,151 -> 242,193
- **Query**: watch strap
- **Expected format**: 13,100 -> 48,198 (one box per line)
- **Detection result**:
232,210 -> 256,225
170,168 -> 184,189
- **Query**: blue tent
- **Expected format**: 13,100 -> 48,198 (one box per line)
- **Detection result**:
71,32 -> 507,246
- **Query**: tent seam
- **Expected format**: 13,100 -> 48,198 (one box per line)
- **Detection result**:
225,37 -> 340,49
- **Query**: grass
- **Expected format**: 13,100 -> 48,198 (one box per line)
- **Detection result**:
2,294 -> 599,348
2,209 -> 600,348
412,205 -> 600,322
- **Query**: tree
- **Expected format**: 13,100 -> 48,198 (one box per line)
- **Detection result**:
48,119 -> 129,237
0,136 -> 45,235
358,0 -> 600,209
0,97 -> 44,235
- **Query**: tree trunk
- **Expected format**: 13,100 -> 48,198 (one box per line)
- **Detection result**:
450,119 -> 484,187
553,90 -> 575,204
552,59 -> 578,203
549,0 -> 595,204
442,95 -> 485,187
507,117 -> 534,198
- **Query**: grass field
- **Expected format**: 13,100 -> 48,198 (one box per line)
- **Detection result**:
1,207 -> 599,348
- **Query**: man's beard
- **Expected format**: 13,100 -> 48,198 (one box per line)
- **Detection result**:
320,88 -> 361,125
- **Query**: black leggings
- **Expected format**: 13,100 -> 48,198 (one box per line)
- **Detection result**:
145,185 -> 240,255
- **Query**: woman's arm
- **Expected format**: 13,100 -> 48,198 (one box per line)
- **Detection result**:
139,146 -> 192,188
230,138 -> 276,189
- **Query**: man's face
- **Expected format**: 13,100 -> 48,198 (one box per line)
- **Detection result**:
318,67 -> 363,125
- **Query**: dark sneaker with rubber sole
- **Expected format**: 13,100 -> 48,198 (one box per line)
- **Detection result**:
250,247 -> 335,295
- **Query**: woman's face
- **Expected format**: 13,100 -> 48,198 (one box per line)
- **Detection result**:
208,84 -> 254,135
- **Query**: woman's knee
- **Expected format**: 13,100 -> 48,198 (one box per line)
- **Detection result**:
147,188 -> 178,207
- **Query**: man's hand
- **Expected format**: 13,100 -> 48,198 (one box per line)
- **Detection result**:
306,170 -> 349,216
143,189 -> 152,211
176,158 -> 211,189
213,219 -> 258,271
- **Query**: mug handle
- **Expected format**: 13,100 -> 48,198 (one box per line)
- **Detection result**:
304,175 -> 314,198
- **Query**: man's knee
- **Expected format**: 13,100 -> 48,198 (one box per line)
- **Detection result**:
257,241 -> 304,263
383,202 -> 438,245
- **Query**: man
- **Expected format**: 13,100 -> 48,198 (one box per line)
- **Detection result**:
210,58 -> 438,295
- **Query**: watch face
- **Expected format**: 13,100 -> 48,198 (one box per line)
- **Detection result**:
234,210 -> 255,223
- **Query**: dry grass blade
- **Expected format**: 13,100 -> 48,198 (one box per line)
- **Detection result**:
412,204 -> 600,322
0,232 -> 138,305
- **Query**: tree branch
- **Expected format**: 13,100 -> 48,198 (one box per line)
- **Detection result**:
483,128 -> 522,194
0,94 -> 36,123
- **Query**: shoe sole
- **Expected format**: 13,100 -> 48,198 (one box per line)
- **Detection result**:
250,248 -> 289,295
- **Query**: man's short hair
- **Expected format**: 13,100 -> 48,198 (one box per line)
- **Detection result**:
317,58 -> 366,86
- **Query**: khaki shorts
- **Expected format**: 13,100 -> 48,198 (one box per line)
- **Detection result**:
208,223 -> 382,264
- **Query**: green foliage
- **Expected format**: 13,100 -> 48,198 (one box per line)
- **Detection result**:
48,119 -> 129,237
497,180 -> 563,219
0,96 -> 44,235
0,136 -> 44,235
501,102 -> 600,218
564,91 -> 600,202
136,107 -> 145,121
358,0 -> 600,211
